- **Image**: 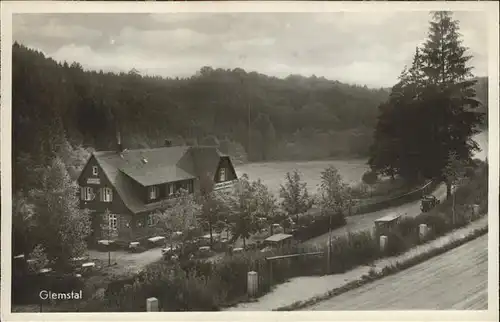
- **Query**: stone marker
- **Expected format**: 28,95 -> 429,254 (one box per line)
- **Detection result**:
247,271 -> 258,297
147,297 -> 159,312
379,235 -> 388,252
419,224 -> 428,239
472,204 -> 480,216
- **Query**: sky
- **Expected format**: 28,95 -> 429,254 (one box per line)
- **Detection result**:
12,11 -> 488,88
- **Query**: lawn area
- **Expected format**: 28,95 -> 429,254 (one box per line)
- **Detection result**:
235,158 -> 369,196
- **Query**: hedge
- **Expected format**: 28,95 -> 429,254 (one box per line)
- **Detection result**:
277,225 -> 488,311
53,162 -> 488,312
353,180 -> 439,215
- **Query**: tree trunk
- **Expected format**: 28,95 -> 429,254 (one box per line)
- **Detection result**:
452,192 -> 456,227
243,237 -> 246,248
208,219 -> 213,246
270,224 -> 274,236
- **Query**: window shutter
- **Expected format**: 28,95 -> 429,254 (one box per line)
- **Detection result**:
80,187 -> 84,200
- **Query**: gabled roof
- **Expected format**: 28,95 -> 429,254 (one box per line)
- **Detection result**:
90,145 -> 227,214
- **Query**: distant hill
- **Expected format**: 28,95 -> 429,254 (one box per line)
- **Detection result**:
12,43 -> 392,190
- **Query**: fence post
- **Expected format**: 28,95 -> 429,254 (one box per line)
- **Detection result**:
267,259 -> 273,287
146,297 -> 159,312
247,271 -> 258,297
379,235 -> 388,253
472,204 -> 480,216
419,224 -> 428,240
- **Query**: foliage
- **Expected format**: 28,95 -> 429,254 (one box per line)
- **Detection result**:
252,178 -> 280,233
27,244 -> 49,273
198,173 -> 229,245
369,12 -> 485,185
443,150 -> 468,197
29,157 -> 92,269
317,166 -> 353,218
12,43 -> 396,193
221,174 -> 261,247
12,191 -> 36,255
361,170 -> 378,185
154,189 -> 202,247
279,170 -> 314,223
76,159 -> 487,312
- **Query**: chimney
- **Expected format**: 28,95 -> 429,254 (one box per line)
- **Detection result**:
117,131 -> 123,153
164,139 -> 172,147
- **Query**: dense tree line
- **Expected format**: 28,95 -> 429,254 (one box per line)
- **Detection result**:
12,42 -> 393,190
368,11 -> 486,197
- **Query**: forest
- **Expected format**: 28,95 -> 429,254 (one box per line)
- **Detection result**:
11,42 -> 487,192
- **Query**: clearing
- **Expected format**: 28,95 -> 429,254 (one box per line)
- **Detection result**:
86,133 -> 488,279
305,234 -> 488,310
235,158 -> 368,196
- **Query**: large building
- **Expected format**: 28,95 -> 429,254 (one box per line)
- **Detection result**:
77,141 -> 238,243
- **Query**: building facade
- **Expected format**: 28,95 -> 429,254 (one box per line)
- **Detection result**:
77,144 -> 238,243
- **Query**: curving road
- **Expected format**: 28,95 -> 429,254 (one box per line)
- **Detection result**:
304,183 -> 448,247
304,132 -> 488,248
304,234 -> 488,310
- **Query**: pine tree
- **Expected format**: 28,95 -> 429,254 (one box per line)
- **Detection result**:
369,11 -> 483,191
420,11 -> 483,197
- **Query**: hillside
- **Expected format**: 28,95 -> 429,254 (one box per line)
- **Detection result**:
11,43 -> 488,192
12,43 -> 392,189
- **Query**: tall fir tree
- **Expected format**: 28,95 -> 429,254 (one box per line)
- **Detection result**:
369,11 -> 483,193
420,11 -> 483,197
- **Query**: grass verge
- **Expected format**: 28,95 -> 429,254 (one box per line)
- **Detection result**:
275,225 -> 488,311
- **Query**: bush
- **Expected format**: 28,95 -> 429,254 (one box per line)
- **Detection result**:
293,211 -> 347,242
327,230 -> 379,274
362,171 -> 378,185
77,161 -> 488,312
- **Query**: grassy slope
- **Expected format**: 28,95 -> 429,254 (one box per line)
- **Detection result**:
306,234 -> 488,310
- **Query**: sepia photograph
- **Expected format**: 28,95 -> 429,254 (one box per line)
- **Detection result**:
1,0 -> 499,320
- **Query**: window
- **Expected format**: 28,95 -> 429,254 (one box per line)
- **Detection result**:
219,168 -> 226,182
147,214 -> 156,227
101,187 -> 113,202
168,183 -> 174,196
92,166 -> 99,176
108,214 -> 118,230
148,186 -> 159,200
81,187 -> 95,201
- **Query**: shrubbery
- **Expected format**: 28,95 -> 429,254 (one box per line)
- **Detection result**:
75,162 -> 487,312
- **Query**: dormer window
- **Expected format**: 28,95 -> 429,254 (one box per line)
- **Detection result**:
148,186 -> 159,200
219,168 -> 226,182
92,166 -> 99,176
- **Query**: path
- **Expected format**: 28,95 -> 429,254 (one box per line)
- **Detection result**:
226,216 -> 487,311
305,234 -> 488,310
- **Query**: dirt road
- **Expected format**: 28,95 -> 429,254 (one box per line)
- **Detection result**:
304,183 -> 448,247
304,234 -> 488,310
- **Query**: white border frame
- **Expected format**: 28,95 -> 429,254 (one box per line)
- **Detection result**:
1,1 -> 499,322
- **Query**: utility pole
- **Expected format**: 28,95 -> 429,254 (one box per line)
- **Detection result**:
108,220 -> 111,266
327,212 -> 333,274
247,89 -> 251,159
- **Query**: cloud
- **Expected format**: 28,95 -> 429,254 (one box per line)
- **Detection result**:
12,11 -> 489,88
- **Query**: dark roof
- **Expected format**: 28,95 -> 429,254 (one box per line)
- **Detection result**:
92,145 -> 226,214
265,233 -> 293,242
374,213 -> 401,223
